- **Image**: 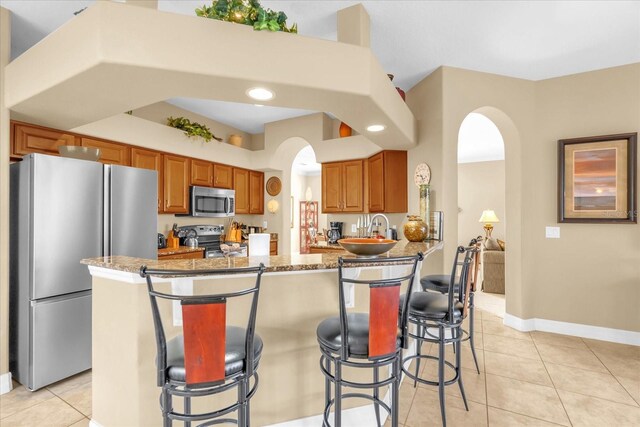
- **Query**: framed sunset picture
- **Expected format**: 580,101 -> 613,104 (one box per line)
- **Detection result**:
558,133 -> 637,223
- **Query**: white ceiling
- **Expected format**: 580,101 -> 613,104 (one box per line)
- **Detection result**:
3,1 -> 640,134
458,113 -> 505,164
291,145 -> 321,176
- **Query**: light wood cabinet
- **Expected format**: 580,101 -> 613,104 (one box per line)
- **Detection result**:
131,147 -> 163,212
270,240 -> 278,256
233,168 -> 250,214
11,121 -> 78,158
213,163 -> 233,189
163,154 -> 190,214
367,151 -> 407,213
80,137 -> 130,165
249,171 -> 264,214
321,160 -> 364,213
191,159 -> 213,187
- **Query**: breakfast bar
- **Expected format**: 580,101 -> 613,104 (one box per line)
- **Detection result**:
82,240 -> 442,427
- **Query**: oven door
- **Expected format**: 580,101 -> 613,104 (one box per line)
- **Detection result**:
190,186 -> 235,217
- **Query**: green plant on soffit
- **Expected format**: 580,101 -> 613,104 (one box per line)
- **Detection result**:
167,117 -> 223,143
195,0 -> 298,33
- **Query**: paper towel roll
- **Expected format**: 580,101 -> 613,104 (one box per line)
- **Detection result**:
249,233 -> 271,257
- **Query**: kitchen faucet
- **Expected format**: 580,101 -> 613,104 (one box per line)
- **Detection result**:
367,214 -> 392,239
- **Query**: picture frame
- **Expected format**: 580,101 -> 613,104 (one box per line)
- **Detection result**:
428,211 -> 444,240
558,133 -> 637,223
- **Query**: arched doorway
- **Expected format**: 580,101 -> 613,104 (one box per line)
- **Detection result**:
454,106 -> 523,321
458,112 -> 506,316
290,145 -> 326,254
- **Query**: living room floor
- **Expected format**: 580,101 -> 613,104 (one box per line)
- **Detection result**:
1,308 -> 639,426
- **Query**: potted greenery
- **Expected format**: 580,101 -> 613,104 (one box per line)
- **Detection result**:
195,0 -> 297,33
166,117 -> 222,142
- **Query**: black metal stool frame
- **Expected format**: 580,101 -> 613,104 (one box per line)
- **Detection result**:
401,245 -> 478,427
141,264 -> 265,427
420,237 -> 483,374
318,254 -> 423,427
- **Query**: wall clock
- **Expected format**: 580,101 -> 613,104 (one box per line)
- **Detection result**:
414,163 -> 431,186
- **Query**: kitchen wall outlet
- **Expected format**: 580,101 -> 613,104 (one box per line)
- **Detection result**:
545,226 -> 560,238
263,221 -> 268,230
351,224 -> 357,233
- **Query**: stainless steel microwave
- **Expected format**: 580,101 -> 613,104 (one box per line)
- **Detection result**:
190,186 -> 235,217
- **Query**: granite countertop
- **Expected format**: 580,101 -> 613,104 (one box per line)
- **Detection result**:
157,246 -> 206,256
308,241 -> 342,249
82,240 -> 443,276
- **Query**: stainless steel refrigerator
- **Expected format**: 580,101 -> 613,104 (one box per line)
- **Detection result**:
10,153 -> 157,391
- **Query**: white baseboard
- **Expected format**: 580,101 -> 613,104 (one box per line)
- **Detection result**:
503,313 -> 640,346
89,420 -> 103,427
0,372 -> 13,395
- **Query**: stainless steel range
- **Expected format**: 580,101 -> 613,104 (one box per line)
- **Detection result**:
177,225 -> 246,258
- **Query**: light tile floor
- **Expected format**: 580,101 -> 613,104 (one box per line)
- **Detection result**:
1,307 -> 639,426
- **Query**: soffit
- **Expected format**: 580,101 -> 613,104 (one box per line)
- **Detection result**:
5,2 -> 416,149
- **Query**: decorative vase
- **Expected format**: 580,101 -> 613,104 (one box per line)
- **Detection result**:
387,74 -> 406,102
403,215 -> 429,242
339,122 -> 352,138
228,134 -> 243,147
419,184 -> 431,225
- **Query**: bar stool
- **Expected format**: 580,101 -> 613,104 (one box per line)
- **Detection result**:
140,264 -> 265,427
401,245 -> 478,427
419,237 -> 482,373
316,254 -> 423,427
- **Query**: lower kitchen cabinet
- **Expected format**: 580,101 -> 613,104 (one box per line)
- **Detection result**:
163,154 -> 190,214
81,137 -> 130,165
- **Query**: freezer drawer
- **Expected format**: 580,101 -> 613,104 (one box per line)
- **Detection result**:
29,292 -> 92,390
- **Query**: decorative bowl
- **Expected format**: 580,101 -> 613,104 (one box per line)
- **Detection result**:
58,146 -> 101,161
337,238 -> 398,258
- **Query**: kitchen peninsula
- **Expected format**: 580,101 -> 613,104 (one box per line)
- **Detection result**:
82,240 -> 442,426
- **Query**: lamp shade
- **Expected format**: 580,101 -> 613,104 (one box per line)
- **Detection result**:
479,210 -> 500,223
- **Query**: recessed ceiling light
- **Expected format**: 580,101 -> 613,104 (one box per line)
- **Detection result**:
247,88 -> 274,101
366,124 -> 386,132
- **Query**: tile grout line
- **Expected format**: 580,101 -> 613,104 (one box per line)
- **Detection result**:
530,337 -> 574,427
485,404 -> 572,427
579,337 -> 640,408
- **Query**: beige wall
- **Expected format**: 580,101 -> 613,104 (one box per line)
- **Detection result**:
457,160 -> 506,245
408,64 -> 639,332
0,6 -> 10,378
530,64 -> 640,331
132,102 -> 255,151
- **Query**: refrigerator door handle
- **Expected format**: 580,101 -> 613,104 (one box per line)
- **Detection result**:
104,166 -> 112,257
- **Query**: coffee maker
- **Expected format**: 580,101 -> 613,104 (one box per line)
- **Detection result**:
327,221 -> 344,244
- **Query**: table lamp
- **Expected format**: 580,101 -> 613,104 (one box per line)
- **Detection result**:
479,210 -> 500,238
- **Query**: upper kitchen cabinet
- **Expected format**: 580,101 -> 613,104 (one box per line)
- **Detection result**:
11,121 -> 78,158
249,171 -> 264,214
213,163 -> 233,189
322,160 -> 364,213
163,154 -> 190,214
80,137 -> 130,166
131,147 -> 163,212
368,151 -> 407,213
190,159 -> 213,187
233,168 -> 250,214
